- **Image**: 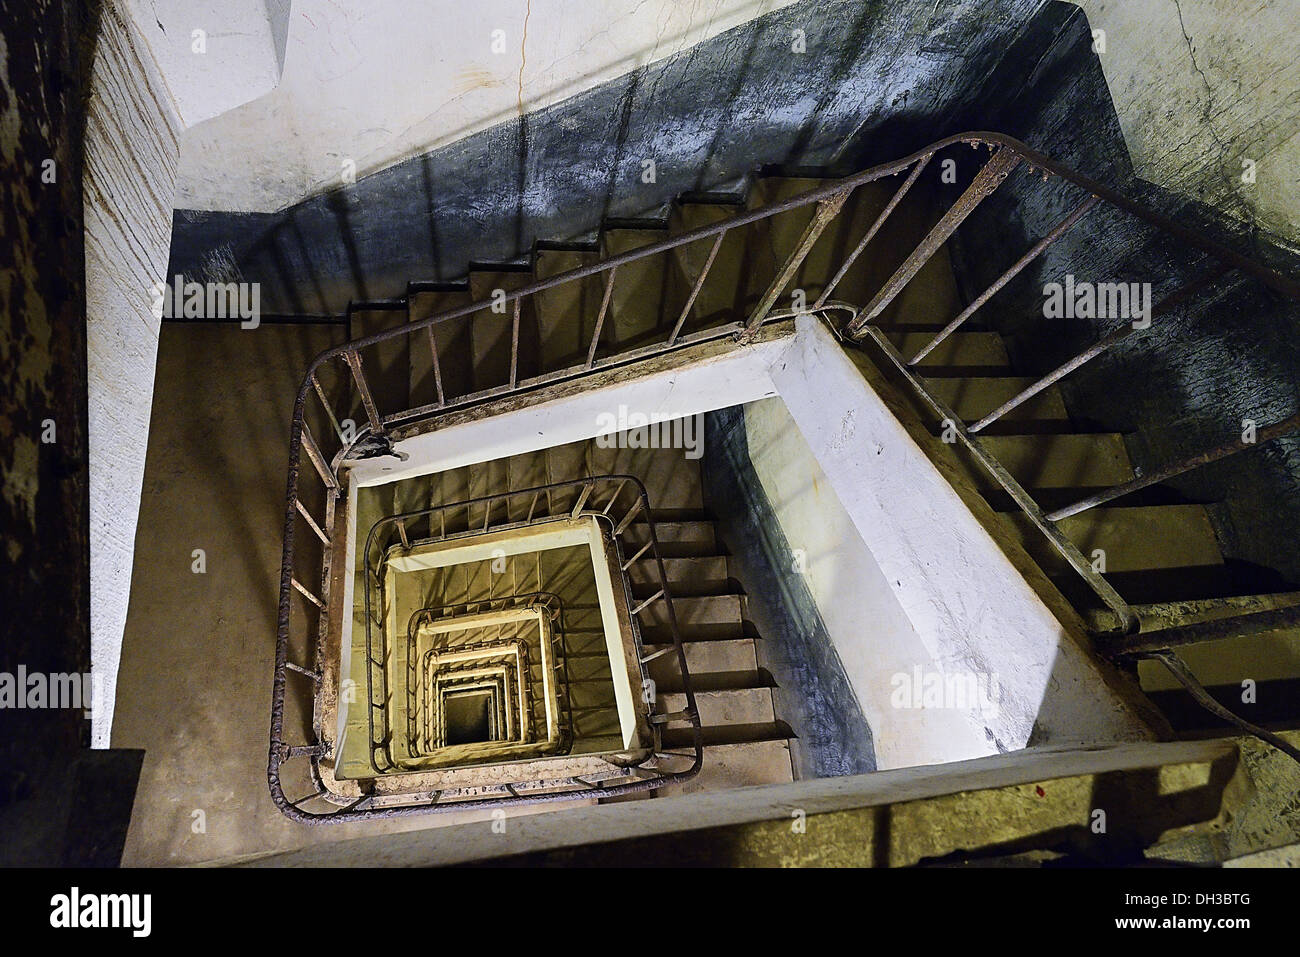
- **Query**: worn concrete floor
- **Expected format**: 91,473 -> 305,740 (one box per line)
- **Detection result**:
111,322 -> 515,864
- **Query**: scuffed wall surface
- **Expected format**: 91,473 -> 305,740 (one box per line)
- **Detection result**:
1074,0 -> 1299,251
176,0 -> 802,213
944,2 -> 1300,587
0,0 -> 124,862
166,0 -> 1052,316
84,2 -> 290,747
121,0 -> 288,128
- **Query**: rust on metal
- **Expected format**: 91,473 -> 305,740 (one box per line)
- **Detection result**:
1047,411 -> 1300,521
586,266 -> 617,370
343,349 -> 384,434
669,231 -> 725,345
742,190 -> 850,337
300,423 -> 338,490
848,147 -> 1023,335
969,268 -> 1231,434
1102,603 -> 1300,655
908,194 -> 1099,366
814,154 -> 933,310
426,326 -> 446,407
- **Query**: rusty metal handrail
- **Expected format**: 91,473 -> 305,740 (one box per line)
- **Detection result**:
270,131 -> 1300,823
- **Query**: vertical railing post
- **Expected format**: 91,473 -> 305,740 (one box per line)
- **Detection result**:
586,267 -> 617,370
426,326 -> 446,408
343,349 -> 384,435
847,147 -> 1022,337
740,190 -> 849,340
509,297 -> 521,389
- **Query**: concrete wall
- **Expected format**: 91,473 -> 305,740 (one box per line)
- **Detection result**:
165,0 -> 1053,316
85,0 -> 289,747
728,395 -> 1002,768
703,403 -> 878,777
176,0 -> 800,212
1073,0 -> 1299,250
767,317 -> 1159,756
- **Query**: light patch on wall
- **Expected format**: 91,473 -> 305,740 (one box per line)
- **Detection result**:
1072,0 -> 1300,247
175,0 -> 800,212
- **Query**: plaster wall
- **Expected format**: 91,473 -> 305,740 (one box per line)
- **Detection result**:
1072,0 -> 1300,249
736,397 -> 990,768
86,0 -> 288,746
176,0 -> 798,212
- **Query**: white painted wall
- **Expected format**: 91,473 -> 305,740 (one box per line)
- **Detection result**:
766,316 -> 1155,755
87,0 -> 289,748
176,0 -> 798,212
738,397 -> 992,768
1073,0 -> 1300,247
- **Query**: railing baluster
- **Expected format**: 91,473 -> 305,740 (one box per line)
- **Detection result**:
509,297 -> 521,389
742,191 -> 850,337
295,499 -> 329,545
300,423 -> 338,491
425,326 -> 446,408
343,349 -> 383,434
586,267 -> 617,370
1047,411 -> 1300,522
292,577 -> 326,609
969,269 -> 1229,434
847,147 -> 1023,336
570,483 -> 593,518
908,194 -> 1099,366
310,373 -> 346,443
614,498 -> 644,535
814,154 -> 932,310
669,231 -> 726,346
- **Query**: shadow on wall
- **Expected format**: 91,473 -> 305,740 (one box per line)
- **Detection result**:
165,0 -> 1056,316
703,405 -> 877,778
941,1 -> 1300,585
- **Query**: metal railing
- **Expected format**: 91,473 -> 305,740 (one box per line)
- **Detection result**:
362,476 -> 694,786
270,131 -> 1300,822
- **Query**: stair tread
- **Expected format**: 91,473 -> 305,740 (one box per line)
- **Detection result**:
1004,504 -> 1223,574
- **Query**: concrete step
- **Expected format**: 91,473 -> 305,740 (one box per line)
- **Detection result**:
627,555 -> 732,596
645,638 -> 759,682
662,719 -> 793,749
970,433 -> 1135,489
467,269 -> 540,391
660,739 -> 795,793
602,227 -> 675,348
533,247 -> 605,372
1003,504 -> 1224,576
409,288 -> 474,404
638,594 -> 746,627
621,520 -> 718,555
640,621 -> 753,643
924,376 -> 1070,426
885,330 -> 1009,369
661,687 -> 776,726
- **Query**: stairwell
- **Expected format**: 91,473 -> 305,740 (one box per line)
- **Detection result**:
270,135 -> 1300,826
